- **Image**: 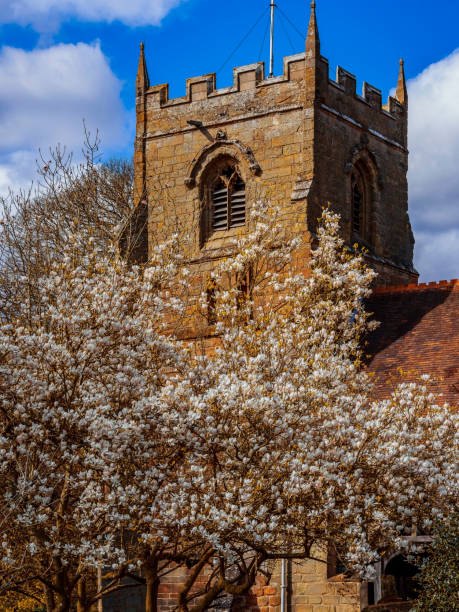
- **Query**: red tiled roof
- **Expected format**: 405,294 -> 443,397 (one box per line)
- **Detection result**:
366,280 -> 459,405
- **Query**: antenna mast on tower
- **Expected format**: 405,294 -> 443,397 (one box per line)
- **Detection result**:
269,1 -> 276,78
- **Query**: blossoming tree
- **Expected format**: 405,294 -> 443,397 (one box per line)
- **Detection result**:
0,233 -> 190,612
82,205 -> 458,611
0,132 -> 144,327
0,202 -> 457,612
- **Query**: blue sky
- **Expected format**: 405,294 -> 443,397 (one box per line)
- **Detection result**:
1,0 -> 459,280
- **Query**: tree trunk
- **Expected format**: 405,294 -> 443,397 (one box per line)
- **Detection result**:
76,578 -> 86,612
144,558 -> 159,612
44,585 -> 55,612
97,566 -> 103,612
52,561 -> 73,612
55,594 -> 72,612
43,586 -> 71,612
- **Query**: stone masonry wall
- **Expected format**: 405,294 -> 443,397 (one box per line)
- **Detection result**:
137,53 -> 311,258
134,40 -> 417,290
135,51 -> 316,343
154,553 -> 367,612
310,57 -> 416,284
231,551 -> 366,612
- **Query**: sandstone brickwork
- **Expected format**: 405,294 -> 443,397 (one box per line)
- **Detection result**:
235,555 -> 365,612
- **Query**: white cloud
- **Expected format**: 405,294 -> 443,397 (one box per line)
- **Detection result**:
408,49 -> 459,282
0,43 -> 129,194
0,0 -> 187,31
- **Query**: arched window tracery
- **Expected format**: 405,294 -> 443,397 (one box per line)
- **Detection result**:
350,158 -> 374,246
210,165 -> 246,232
200,157 -> 247,244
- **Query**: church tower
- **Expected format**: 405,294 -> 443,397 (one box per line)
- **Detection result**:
134,1 -> 417,288
129,6 -> 421,610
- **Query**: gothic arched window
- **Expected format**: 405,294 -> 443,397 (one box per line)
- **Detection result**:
351,174 -> 364,235
350,161 -> 372,244
211,165 -> 246,232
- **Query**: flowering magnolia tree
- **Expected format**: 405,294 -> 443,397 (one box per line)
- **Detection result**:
0,233 -> 190,612
0,202 -> 457,612
81,205 -> 458,612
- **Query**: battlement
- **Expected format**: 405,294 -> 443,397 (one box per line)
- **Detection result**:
318,57 -> 405,120
144,53 -> 306,107
374,279 -> 459,295
141,52 -> 405,136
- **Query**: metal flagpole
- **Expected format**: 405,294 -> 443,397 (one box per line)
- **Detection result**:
269,1 -> 275,77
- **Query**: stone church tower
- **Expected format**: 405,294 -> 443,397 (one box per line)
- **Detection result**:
127,3 -> 423,610
134,1 -> 417,289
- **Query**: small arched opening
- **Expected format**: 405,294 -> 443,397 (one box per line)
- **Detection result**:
200,156 -> 247,245
350,158 -> 373,246
383,554 -> 420,602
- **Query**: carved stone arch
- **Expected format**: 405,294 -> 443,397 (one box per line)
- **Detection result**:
186,140 -> 260,247
345,144 -> 382,254
185,139 -> 261,190
346,146 -> 382,189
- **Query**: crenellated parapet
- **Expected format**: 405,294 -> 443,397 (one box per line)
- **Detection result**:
136,55 -> 407,162
141,53 -> 307,108
328,65 -> 405,116
139,52 -> 405,123
341,68 -> 404,113
317,56 -> 407,138
303,57 -> 408,169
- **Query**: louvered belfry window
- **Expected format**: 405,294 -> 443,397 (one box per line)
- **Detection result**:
212,179 -> 229,231
211,167 -> 246,232
352,182 -> 363,234
351,167 -> 366,238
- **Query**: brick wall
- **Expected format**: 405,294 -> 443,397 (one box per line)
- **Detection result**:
230,552 -> 365,612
